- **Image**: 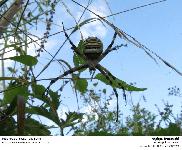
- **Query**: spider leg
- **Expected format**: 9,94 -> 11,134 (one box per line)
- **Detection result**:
98,32 -> 117,61
44,64 -> 89,96
62,23 -> 87,60
96,64 -> 119,122
100,44 -> 127,62
99,34 -> 127,63
97,64 -> 127,101
106,32 -> 117,50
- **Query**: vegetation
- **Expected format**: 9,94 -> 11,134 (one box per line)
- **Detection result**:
73,88 -> 181,136
0,0 -> 181,136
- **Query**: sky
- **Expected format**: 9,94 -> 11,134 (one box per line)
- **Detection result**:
1,0 -> 182,135
104,0 -> 182,115
46,0 -> 182,116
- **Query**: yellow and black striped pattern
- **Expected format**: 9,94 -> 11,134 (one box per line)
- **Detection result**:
83,37 -> 103,60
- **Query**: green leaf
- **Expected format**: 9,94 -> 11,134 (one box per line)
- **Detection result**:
3,83 -> 29,104
31,83 -> 60,110
0,117 -> 16,136
73,54 -> 81,67
48,90 -> 60,110
60,112 -> 83,128
73,54 -> 87,73
95,73 -> 147,91
154,123 -> 180,136
73,40 -> 86,68
9,55 -> 38,66
167,123 -> 180,136
3,96 -> 19,116
73,76 -> 88,93
26,106 -> 60,126
73,53 -> 85,67
31,83 -> 45,96
31,83 -> 49,104
25,118 -> 51,136
77,40 -> 85,54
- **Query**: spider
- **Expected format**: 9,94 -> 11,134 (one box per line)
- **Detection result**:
45,26 -> 127,95
45,25 -> 130,121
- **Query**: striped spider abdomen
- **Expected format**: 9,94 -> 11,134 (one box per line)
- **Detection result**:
83,37 -> 103,60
